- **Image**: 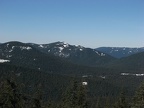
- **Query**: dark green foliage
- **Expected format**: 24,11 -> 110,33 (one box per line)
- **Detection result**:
107,52 -> 144,72
95,97 -> 102,108
0,79 -> 24,108
113,90 -> 129,108
61,80 -> 88,108
132,82 -> 144,108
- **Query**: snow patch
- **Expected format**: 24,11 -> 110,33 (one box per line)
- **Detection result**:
59,47 -> 64,52
101,53 -> 105,56
39,45 -> 44,48
12,46 -> 15,49
9,55 -> 12,57
20,46 -> 32,50
95,51 -> 105,56
63,43 -> 69,48
0,59 -> 10,63
9,49 -> 13,52
121,73 -> 144,76
100,76 -> 106,79
82,82 -> 88,86
7,44 -> 9,47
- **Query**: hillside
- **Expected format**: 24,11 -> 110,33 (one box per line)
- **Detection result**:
96,47 -> 144,58
107,52 -> 144,72
0,41 -> 117,76
29,42 -> 116,67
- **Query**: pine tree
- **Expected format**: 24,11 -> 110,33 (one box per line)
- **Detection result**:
77,83 -> 88,108
61,79 -> 89,108
31,83 -> 43,108
104,97 -> 111,108
132,82 -> 144,108
113,90 -> 129,108
95,97 -> 102,108
0,79 -> 24,108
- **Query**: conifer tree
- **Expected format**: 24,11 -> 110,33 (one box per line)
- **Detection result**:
104,97 -> 111,108
132,82 -> 144,108
61,79 -> 89,108
31,83 -> 43,108
77,83 -> 88,108
0,79 -> 24,108
113,90 -> 129,108
95,97 -> 102,108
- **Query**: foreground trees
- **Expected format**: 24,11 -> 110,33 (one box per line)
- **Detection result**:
0,78 -> 144,108
0,79 -> 24,108
60,80 -> 88,108
132,82 -> 144,108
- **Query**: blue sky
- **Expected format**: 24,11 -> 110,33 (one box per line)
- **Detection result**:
0,0 -> 144,48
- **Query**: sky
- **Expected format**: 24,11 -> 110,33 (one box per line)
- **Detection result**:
0,0 -> 144,48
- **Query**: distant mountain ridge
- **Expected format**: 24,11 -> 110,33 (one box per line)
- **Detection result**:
28,41 -> 115,66
96,47 -> 144,58
0,41 -> 144,73
0,41 -> 117,76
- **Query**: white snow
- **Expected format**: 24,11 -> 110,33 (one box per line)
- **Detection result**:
135,74 -> 144,76
7,44 -> 9,47
95,51 -> 100,55
121,73 -> 130,75
63,43 -> 69,48
82,82 -> 88,86
20,46 -> 32,50
101,53 -> 105,56
80,49 -> 83,51
9,55 -> 12,57
95,51 -> 105,56
59,47 -> 64,52
0,59 -> 10,63
9,49 -> 13,52
82,75 -> 88,78
100,76 -> 106,79
12,46 -> 15,49
39,45 -> 44,48
121,73 -> 144,76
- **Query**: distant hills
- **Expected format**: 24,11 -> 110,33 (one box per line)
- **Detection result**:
28,42 -> 115,67
0,41 -> 116,76
96,47 -> 144,58
107,51 -> 144,72
0,41 -> 144,73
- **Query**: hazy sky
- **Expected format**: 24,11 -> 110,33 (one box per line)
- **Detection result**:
0,0 -> 144,48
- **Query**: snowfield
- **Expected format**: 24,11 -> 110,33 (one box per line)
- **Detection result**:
0,59 -> 10,63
